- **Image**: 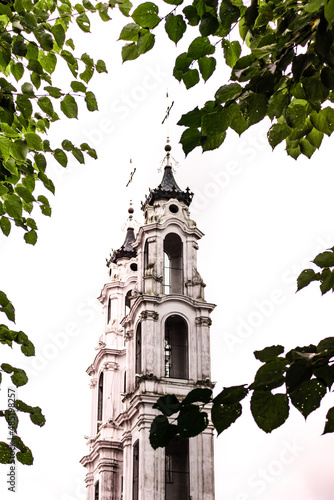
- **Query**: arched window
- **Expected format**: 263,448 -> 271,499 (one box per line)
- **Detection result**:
144,239 -> 149,271
133,440 -> 139,500
94,481 -> 99,500
164,315 -> 188,379
97,372 -> 103,430
165,437 -> 189,500
135,323 -> 142,380
125,290 -> 132,316
163,233 -> 183,294
107,297 -> 111,324
123,370 -> 127,394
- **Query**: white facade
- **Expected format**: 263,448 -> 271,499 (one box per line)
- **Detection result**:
81,153 -> 216,500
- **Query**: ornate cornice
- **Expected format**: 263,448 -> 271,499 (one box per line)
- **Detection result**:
140,310 -> 159,321
195,317 -> 212,327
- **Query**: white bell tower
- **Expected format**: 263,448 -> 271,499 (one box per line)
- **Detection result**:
81,143 -> 216,500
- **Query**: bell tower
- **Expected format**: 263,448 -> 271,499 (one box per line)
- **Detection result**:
81,143 -> 216,500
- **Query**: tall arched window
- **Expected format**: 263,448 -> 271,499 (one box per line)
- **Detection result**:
97,372 -> 103,430
107,297 -> 112,324
144,239 -> 149,271
135,323 -> 142,378
125,290 -> 132,316
133,441 -> 139,500
94,481 -> 99,500
164,315 -> 188,379
163,233 -> 183,294
165,437 -> 190,500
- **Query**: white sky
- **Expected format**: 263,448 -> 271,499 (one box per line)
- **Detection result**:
1,7 -> 334,500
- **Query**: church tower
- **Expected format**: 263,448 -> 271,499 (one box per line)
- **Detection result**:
81,143 -> 216,500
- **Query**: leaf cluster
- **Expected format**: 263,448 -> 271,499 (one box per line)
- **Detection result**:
297,247 -> 334,294
0,290 -> 46,465
150,340 -> 334,448
119,0 -> 334,159
0,0 -> 110,244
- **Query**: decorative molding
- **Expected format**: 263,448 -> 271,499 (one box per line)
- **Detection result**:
89,378 -> 97,388
124,329 -> 133,341
103,361 -> 119,371
195,317 -> 212,327
140,310 -> 159,321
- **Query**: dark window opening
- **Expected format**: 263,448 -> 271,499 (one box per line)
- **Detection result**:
163,233 -> 183,294
165,315 -> 188,379
165,438 -> 189,500
107,297 -> 111,324
144,240 -> 149,270
123,370 -> 127,394
97,372 -> 103,431
133,441 -> 139,500
169,204 -> 179,214
130,262 -> 138,272
125,290 -> 132,316
94,481 -> 99,500
135,323 -> 142,387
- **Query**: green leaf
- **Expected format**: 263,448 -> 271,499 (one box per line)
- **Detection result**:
16,94 -> 33,119
215,83 -> 242,103
285,359 -> 313,393
242,93 -> 268,126
24,132 -> 43,151
324,0 -> 334,24
4,194 -> 23,219
117,0 -> 132,17
15,184 -> 35,203
199,13 -> 219,36
180,127 -> 201,155
226,102 -> 248,135
72,148 -> 85,164
188,36 -> 215,59
34,152 -> 47,172
132,2 -> 160,29
268,122 -> 291,149
254,345 -> 285,363
183,5 -> 200,26
84,91 -> 98,112
198,56 -> 216,81
178,405 -> 208,438
212,402 -> 242,434
30,408 -> 45,426
213,385 -> 248,405
76,13 -> 90,32
0,216 -> 10,236
0,442 -> 14,464
137,31 -> 155,55
122,43 -> 139,62
290,379 -> 327,418
44,86 -> 62,99
323,407 -> 334,434
119,23 -> 141,41
54,149 -> 67,167
311,107 -> 334,136
0,292 -> 15,322
10,140 -> 28,161
222,39 -> 241,68
24,229 -> 37,245
219,0 -> 240,36
153,394 -> 181,416
38,51 -> 57,74
60,95 -> 78,119
165,14 -> 187,44
11,368 -> 28,387
150,415 -> 178,449
5,410 -> 18,432
313,250 -> 334,268
51,23 -> 65,48
251,358 -> 287,390
182,69 -> 200,89
201,109 -> 227,151
251,391 -> 289,433
96,59 -> 107,73
11,62 -> 24,82
71,81 -> 86,93
177,107 -> 203,128
182,388 -> 212,405
38,96 -> 54,116
1,362 -> 13,373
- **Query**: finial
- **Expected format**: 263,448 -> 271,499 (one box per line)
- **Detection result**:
165,137 -> 171,166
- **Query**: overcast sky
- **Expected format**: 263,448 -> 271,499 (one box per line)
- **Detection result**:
1,7 -> 334,500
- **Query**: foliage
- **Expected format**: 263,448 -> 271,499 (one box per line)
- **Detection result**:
120,0 -> 334,159
0,0 -> 117,464
0,290 -> 45,465
150,247 -> 334,447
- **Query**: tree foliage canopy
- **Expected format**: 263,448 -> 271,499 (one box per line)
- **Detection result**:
120,0 -> 334,159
